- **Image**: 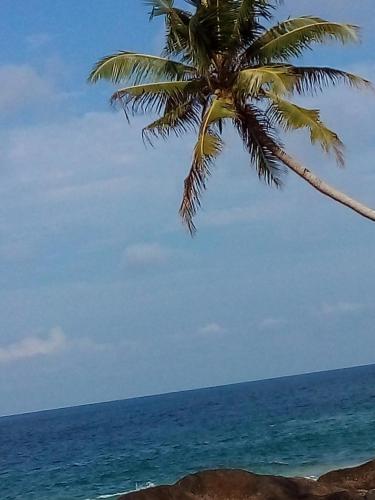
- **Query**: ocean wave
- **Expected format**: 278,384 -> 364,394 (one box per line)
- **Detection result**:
84,481 -> 156,500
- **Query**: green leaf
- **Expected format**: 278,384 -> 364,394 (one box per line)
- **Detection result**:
180,130 -> 223,234
185,1 -> 241,70
88,52 -> 195,85
204,95 -> 236,125
145,0 -> 175,18
142,100 -> 200,141
145,0 -> 193,59
112,80 -> 194,100
110,80 -> 204,117
236,65 -> 296,96
267,93 -> 344,164
235,104 -> 284,186
290,66 -> 372,94
163,9 -> 192,57
187,6 -> 216,71
248,16 -> 359,62
179,96 -> 235,233
232,0 -> 278,46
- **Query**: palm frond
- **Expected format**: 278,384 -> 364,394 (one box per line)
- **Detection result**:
267,93 -> 344,164
111,80 -> 203,118
290,66 -> 372,94
235,65 -> 296,97
186,1 -> 246,71
179,96 -> 235,233
163,10 -> 192,58
217,2 -> 242,52
232,0 -> 279,48
236,0 -> 277,23
111,80 -> 193,101
142,99 -> 201,142
145,1 -> 193,59
235,104 -> 285,185
187,6 -> 218,71
145,0 -> 175,18
180,130 -> 223,234
204,94 -> 237,124
89,52 -> 195,85
246,16 -> 359,63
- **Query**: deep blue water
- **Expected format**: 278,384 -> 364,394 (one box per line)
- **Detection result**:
1,364 -> 375,500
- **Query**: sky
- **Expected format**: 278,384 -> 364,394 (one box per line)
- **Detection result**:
0,0 -> 375,416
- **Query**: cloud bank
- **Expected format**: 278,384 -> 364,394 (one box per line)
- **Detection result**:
198,323 -> 226,336
124,243 -> 171,267
0,327 -> 67,363
0,64 -> 55,114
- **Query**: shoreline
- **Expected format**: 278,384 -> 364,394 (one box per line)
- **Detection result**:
115,459 -> 375,500
86,459 -> 375,500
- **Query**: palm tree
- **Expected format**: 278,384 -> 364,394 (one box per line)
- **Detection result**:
89,0 -> 374,234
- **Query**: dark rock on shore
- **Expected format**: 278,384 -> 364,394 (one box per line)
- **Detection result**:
119,460 -> 375,500
319,460 -> 375,491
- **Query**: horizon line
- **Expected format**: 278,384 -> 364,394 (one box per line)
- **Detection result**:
2,361 -> 374,419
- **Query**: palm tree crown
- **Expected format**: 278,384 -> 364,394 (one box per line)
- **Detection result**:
89,0 -> 372,234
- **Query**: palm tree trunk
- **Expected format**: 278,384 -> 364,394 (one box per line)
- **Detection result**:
273,147 -> 375,222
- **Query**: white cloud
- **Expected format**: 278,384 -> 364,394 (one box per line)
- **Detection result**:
0,327 -> 117,364
0,110 -> 190,262
259,318 -> 286,330
2,112 -> 131,188
0,64 -> 55,113
0,327 -> 67,363
73,337 -> 113,353
320,302 -> 364,315
0,112 -> 178,205
197,323 -> 225,336
200,205 -> 271,227
45,175 -> 132,202
26,33 -> 52,50
124,243 -> 171,267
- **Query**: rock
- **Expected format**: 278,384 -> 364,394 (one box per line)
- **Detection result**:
365,489 -> 375,500
118,468 -> 364,500
319,460 -> 375,491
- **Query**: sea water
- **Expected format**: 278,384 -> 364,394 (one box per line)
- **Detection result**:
1,364 -> 375,500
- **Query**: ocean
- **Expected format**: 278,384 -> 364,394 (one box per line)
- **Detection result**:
1,364 -> 375,500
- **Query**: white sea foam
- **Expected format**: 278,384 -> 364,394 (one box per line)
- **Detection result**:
97,493 -> 128,499
84,481 -> 156,500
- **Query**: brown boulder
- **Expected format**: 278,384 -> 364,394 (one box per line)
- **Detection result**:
319,460 -> 375,491
118,468 -> 363,500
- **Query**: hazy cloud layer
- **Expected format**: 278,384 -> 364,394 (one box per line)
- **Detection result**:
197,323 -> 226,336
0,64 -> 55,114
0,327 -> 66,363
320,302 -> 365,316
26,33 -> 53,50
200,205 -> 273,227
124,243 -> 171,267
259,318 -> 286,330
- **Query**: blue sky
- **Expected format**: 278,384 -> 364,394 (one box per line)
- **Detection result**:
0,0 -> 375,416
